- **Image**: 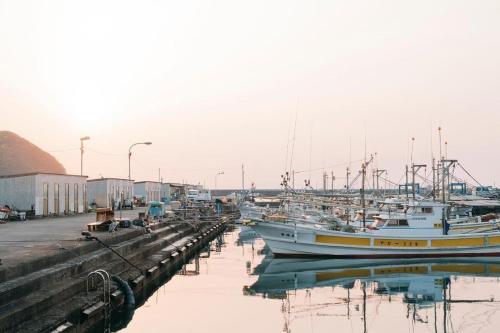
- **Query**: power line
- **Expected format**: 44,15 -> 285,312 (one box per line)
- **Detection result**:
294,159 -> 364,174
47,148 -> 79,153
86,147 -> 124,157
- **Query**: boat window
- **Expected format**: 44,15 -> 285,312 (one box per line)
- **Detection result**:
411,207 -> 434,214
386,219 -> 408,227
386,219 -> 398,227
398,219 -> 409,226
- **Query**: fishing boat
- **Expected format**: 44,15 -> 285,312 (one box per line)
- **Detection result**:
249,200 -> 500,258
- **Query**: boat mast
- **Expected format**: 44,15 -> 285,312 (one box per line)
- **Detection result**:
442,158 -> 446,234
346,167 -> 350,191
405,165 -> 409,203
374,169 -> 386,197
441,159 -> 457,235
412,164 -> 426,201
346,166 -> 351,225
360,155 -> 373,228
432,158 -> 436,201
361,162 -> 366,228
362,282 -> 367,333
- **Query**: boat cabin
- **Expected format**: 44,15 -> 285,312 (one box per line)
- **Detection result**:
368,201 -> 447,236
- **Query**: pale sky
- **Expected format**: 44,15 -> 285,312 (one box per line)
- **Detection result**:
1,0 -> 499,189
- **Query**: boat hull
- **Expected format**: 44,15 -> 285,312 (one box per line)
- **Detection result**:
251,221 -> 500,259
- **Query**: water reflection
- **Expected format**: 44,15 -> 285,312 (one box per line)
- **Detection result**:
247,258 -> 500,333
119,228 -> 500,333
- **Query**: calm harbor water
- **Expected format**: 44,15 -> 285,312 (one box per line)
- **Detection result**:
119,227 -> 500,333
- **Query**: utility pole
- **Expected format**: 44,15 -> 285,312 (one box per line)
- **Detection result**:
331,171 -> 335,193
80,136 -> 90,176
128,141 -> 152,180
323,172 -> 328,193
411,164 -> 427,201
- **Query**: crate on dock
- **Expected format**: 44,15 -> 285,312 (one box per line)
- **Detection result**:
96,208 -> 114,222
87,220 -> 112,232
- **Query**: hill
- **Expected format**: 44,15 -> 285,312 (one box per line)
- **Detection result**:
0,131 -> 66,176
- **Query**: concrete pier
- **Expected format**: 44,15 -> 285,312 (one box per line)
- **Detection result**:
0,209 -> 235,333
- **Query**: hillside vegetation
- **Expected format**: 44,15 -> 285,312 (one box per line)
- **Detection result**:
0,131 -> 66,176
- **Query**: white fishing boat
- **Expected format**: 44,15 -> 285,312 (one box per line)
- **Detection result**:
250,201 -> 500,258
236,201 -> 274,224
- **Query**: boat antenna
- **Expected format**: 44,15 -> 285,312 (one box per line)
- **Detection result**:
364,124 -> 367,164
288,99 -> 299,175
430,121 -> 434,160
308,120 -> 313,185
438,126 -> 443,160
346,136 -> 352,192
410,137 -> 415,167
349,136 -> 352,169
284,110 -> 292,173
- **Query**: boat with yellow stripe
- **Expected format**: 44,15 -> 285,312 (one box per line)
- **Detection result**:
250,201 -> 500,258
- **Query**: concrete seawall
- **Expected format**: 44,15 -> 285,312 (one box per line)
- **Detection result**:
0,213 -> 234,333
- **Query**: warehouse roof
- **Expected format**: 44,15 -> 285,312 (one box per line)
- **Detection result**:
87,178 -> 134,182
0,172 -> 87,179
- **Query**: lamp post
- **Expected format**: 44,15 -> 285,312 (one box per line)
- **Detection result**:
128,142 -> 152,180
214,171 -> 224,190
80,136 -> 90,176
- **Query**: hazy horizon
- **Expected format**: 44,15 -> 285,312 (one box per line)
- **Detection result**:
1,1 -> 499,189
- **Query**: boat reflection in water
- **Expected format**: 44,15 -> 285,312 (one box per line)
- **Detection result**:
245,258 -> 500,333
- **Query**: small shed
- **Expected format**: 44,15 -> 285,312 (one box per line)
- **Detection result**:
0,172 -> 88,216
134,181 -> 161,203
165,182 -> 187,201
87,178 -> 134,208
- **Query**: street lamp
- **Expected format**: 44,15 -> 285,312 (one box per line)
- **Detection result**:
214,171 -> 224,190
80,136 -> 90,176
128,142 -> 152,180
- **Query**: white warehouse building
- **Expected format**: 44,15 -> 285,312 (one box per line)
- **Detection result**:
87,178 -> 134,208
0,173 -> 88,216
133,181 -> 161,202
